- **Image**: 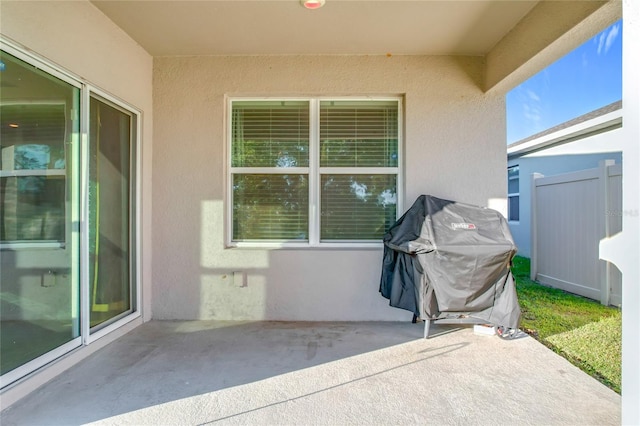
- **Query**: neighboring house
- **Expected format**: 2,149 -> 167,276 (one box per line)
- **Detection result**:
507,101 -> 623,258
1,1 -> 637,417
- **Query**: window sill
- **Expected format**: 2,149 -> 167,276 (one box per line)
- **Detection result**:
0,241 -> 65,250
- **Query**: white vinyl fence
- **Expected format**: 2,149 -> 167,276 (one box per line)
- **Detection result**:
530,160 -> 622,306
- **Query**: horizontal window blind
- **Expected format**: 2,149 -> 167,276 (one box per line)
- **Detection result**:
229,98 -> 400,244
320,174 -> 397,240
1,104 -> 68,242
320,100 -> 398,168
0,176 -> 66,241
232,101 -> 309,168
233,174 -> 309,241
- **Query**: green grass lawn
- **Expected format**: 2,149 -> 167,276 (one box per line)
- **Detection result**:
512,256 -> 621,393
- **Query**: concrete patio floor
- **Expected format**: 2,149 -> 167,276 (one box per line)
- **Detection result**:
0,320 -> 620,425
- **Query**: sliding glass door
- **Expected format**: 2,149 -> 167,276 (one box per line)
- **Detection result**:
0,45 -> 139,387
88,96 -> 135,330
0,51 -> 82,377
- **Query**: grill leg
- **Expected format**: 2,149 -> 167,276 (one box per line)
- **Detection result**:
424,319 -> 431,339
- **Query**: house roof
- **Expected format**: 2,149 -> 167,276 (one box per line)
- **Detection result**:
507,100 -> 623,158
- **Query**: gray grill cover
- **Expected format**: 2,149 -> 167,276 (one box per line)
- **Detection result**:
380,195 -> 521,329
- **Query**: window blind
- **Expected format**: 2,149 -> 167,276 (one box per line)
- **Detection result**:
320,174 -> 397,240
232,101 -> 309,168
1,104 -> 68,242
233,174 -> 309,241
320,100 -> 398,168
319,100 -> 398,240
230,98 -> 400,244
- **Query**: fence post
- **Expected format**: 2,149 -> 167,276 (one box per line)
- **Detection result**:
599,159 -> 616,306
530,172 -> 544,281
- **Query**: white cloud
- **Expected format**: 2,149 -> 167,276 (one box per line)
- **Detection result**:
597,32 -> 606,55
604,23 -> 620,54
527,89 -> 540,102
597,24 -> 619,55
523,104 -> 541,123
520,87 -> 542,124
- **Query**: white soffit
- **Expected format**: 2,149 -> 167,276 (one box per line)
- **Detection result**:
90,0 -> 539,56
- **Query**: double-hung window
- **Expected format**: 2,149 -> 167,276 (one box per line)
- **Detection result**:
507,165 -> 519,222
229,97 -> 402,247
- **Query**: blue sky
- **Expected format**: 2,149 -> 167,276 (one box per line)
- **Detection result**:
507,20 -> 622,144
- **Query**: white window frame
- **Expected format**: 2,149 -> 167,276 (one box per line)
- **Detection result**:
508,165 -> 520,222
226,96 -> 404,248
0,101 -> 72,250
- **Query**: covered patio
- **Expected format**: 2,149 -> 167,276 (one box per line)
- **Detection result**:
0,321 -> 620,425
1,0 -> 638,422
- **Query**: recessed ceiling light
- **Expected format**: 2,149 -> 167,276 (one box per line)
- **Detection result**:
301,0 -> 325,10
9,123 -> 19,128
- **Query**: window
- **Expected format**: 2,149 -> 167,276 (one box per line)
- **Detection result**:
1,102 -> 73,247
508,165 -> 519,221
229,98 -> 402,246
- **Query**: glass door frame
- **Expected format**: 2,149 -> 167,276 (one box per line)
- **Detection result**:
0,38 -> 142,388
82,88 -> 142,344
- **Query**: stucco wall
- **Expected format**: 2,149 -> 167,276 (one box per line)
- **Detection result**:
0,0 -> 154,321
153,55 -> 506,321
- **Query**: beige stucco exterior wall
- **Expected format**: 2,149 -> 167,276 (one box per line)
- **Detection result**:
0,1 -> 154,322
153,55 -> 506,321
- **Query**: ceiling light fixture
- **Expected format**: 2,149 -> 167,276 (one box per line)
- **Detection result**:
9,123 -> 19,128
301,0 -> 325,10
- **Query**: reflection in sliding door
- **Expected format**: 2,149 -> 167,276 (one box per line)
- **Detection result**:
89,96 -> 134,329
0,50 -> 81,377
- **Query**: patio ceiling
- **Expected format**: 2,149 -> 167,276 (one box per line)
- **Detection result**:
90,0 -> 617,91
91,0 -> 539,56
